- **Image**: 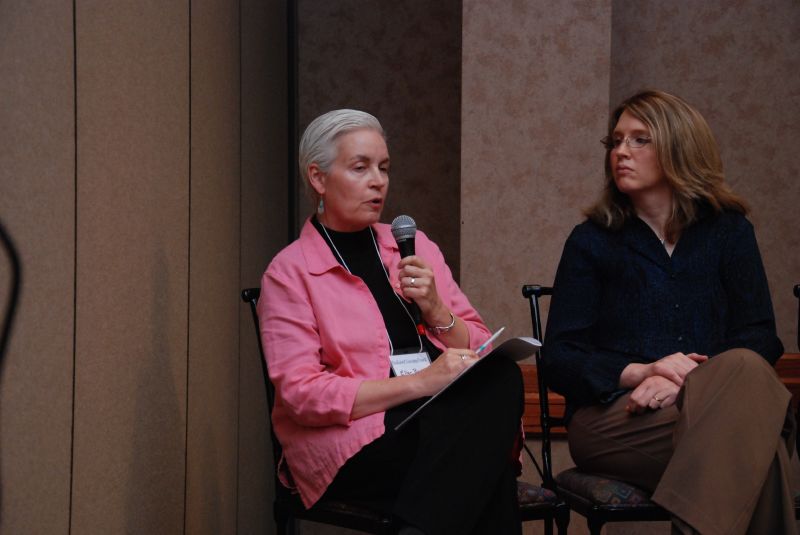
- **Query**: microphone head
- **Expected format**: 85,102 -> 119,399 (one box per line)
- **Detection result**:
391,215 -> 417,242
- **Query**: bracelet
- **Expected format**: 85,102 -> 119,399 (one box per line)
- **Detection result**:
427,312 -> 455,335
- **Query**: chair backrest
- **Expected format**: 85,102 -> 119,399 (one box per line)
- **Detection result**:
241,287 -> 283,475
795,284 -> 799,351
241,287 -> 400,533
521,284 -> 563,490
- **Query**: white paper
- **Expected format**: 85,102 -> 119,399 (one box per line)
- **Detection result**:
393,335 -> 542,431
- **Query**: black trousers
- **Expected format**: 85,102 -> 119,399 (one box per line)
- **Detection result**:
322,355 -> 525,535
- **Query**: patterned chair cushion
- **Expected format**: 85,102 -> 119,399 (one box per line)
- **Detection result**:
517,480 -> 559,505
556,468 -> 655,507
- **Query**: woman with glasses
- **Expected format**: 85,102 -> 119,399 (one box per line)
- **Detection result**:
542,90 -> 795,534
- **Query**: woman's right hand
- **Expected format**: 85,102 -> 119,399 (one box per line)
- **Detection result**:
649,352 -> 708,385
626,375 -> 681,414
414,348 -> 478,396
351,348 -> 478,420
620,352 -> 708,389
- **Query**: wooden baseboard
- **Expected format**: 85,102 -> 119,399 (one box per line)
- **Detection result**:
520,364 -> 567,437
775,353 -> 800,412
521,352 -> 800,437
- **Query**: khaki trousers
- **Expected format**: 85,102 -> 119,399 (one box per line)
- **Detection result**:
567,349 -> 797,535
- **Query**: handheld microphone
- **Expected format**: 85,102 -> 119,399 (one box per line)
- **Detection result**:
391,215 -> 425,334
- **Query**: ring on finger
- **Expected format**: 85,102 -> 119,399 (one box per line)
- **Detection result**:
653,395 -> 662,402
460,354 -> 468,361
410,277 -> 416,287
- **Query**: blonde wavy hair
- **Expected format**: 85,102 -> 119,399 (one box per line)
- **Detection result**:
586,90 -> 748,242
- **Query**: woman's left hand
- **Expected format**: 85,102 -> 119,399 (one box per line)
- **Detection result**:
397,256 -> 449,323
625,375 -> 680,414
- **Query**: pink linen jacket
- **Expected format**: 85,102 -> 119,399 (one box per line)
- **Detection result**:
258,218 -> 491,507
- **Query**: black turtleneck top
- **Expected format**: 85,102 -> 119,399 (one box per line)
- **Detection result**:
311,216 -> 442,371
312,216 -> 442,429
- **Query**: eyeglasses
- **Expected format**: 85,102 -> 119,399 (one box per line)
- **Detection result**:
601,135 -> 652,150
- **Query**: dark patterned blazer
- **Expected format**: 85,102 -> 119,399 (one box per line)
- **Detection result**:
542,207 -> 783,418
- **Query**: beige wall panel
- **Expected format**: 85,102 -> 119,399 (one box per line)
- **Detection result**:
0,3 -> 74,533
461,0 -> 612,340
296,0 -> 462,276
238,0 -> 288,531
72,2 -> 189,533
185,1 -> 240,533
610,0 -> 800,350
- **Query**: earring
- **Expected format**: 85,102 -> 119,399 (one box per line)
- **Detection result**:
317,198 -> 324,214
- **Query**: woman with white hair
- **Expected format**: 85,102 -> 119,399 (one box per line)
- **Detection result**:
258,109 -> 524,534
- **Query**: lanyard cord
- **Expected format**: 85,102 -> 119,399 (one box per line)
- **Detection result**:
319,223 -> 424,355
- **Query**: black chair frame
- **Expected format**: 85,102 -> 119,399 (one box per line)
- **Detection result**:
794,284 -> 800,469
242,288 -> 396,534
243,286 -> 570,534
522,284 -> 670,534
518,439 -> 570,534
794,284 -> 799,351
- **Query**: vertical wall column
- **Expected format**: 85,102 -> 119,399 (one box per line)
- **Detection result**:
610,0 -> 800,348
237,0 -> 289,532
186,1 -> 241,533
295,0 -> 463,274
71,2 -> 190,533
0,3 -> 75,533
460,0 -> 612,335
0,1 -> 286,534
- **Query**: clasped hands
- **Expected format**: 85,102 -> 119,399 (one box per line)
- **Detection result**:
622,352 -> 708,414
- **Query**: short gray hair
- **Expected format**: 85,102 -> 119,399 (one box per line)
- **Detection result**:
298,109 -> 385,199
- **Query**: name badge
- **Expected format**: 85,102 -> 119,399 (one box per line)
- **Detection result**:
389,351 -> 431,376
